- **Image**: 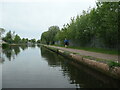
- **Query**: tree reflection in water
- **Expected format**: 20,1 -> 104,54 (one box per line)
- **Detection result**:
40,46 -> 120,88
2,45 -> 28,61
0,57 -> 5,64
2,45 -> 120,88
30,44 -> 36,48
40,46 -> 61,67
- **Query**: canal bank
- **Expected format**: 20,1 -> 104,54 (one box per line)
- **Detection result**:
43,45 -> 120,80
2,45 -> 120,88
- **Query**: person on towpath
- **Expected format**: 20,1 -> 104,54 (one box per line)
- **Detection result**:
64,38 -> 69,48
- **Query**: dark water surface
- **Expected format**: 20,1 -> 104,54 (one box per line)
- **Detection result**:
1,45 -> 120,88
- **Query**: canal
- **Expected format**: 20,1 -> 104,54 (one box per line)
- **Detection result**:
1,45 -> 120,88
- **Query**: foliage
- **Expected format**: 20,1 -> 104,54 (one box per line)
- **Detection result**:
0,28 -> 5,36
21,38 -> 28,43
30,39 -> 36,43
2,31 -> 14,44
96,2 -> 119,48
41,2 -> 119,49
41,26 -> 60,45
37,40 -> 41,43
2,30 -> 36,44
14,34 -> 21,44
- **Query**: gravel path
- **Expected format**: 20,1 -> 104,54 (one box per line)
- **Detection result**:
50,46 -> 119,62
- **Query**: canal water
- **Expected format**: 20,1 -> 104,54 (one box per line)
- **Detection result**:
1,45 -> 120,88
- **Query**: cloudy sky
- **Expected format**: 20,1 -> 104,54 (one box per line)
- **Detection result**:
0,0 -> 96,40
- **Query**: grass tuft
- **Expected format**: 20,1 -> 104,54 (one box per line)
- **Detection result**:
107,61 -> 120,68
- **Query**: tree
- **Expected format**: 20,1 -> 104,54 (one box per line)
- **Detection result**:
30,39 -> 36,43
0,28 -> 5,36
41,31 -> 50,45
41,26 -> 60,45
37,40 -> 41,43
21,38 -> 28,44
0,28 -> 5,45
96,2 -> 119,48
40,2 -> 119,49
2,31 -> 14,44
48,26 -> 60,44
14,34 -> 21,44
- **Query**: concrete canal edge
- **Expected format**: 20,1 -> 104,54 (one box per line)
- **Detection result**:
43,45 -> 120,80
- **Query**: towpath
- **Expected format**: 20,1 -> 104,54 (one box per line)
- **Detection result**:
49,45 -> 119,62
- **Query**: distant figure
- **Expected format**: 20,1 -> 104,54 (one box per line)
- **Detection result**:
64,38 -> 69,48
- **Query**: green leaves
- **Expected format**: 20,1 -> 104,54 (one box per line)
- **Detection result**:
41,26 -> 60,45
41,2 -> 118,49
2,31 -> 14,44
2,30 -> 37,44
14,34 -> 21,44
0,28 -> 5,36
96,2 -> 119,48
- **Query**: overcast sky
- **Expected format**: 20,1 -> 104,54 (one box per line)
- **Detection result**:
0,0 -> 96,40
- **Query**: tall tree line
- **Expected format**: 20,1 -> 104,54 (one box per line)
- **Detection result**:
41,2 -> 119,49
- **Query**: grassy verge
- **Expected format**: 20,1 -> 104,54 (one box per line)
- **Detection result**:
82,55 -> 120,67
49,45 -> 120,67
53,45 -> 118,55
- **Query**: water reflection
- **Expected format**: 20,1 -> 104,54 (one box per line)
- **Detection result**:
40,46 -> 120,88
2,45 -> 29,61
41,46 -> 61,67
2,46 -> 19,61
20,45 -> 28,50
2,45 -> 120,88
0,57 -> 5,64
28,44 -> 36,48
2,45 -> 38,61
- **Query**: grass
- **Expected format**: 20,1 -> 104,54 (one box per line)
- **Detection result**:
107,61 -> 120,68
82,55 -> 120,67
82,56 -> 96,60
53,45 -> 118,55
49,45 -> 120,67
69,46 -> 118,55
